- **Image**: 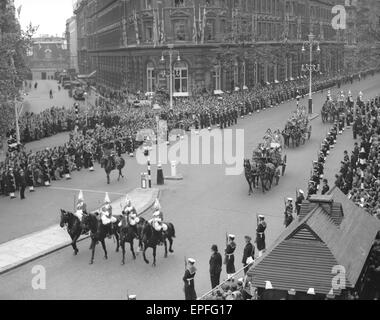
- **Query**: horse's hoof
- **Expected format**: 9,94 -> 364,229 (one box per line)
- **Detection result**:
169,249 -> 174,253
104,256 -> 108,260
145,260 -> 149,264
121,262 -> 125,265
164,254 -> 168,258
89,261 -> 93,265
116,249 -> 119,253
152,263 -> 156,267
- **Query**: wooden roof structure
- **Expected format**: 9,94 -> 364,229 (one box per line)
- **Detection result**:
247,187 -> 380,295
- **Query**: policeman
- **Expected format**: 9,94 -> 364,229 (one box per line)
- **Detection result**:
284,198 -> 294,228
321,179 -> 330,195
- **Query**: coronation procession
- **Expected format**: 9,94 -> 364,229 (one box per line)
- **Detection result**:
1,0 -> 380,307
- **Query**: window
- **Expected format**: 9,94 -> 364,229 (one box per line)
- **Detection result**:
174,20 -> 186,41
145,24 -> 153,42
206,20 -> 215,41
174,0 -> 184,7
213,64 -> 221,91
144,0 -> 152,9
174,61 -> 188,93
147,62 -> 155,92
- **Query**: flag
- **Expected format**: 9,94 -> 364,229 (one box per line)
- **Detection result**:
192,5 -> 198,44
133,10 -> 140,45
153,8 -> 158,47
159,7 -> 166,43
200,8 -> 206,44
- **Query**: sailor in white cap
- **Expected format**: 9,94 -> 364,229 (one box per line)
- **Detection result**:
225,234 -> 237,279
101,192 -> 117,236
255,215 -> 266,257
74,190 -> 87,220
183,258 -> 197,300
284,198 -> 294,228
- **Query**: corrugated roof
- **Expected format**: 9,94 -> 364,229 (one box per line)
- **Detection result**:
247,187 -> 380,295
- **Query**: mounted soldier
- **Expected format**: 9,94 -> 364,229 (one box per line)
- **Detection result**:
148,199 -> 167,234
120,197 -> 140,237
74,190 -> 87,221
100,192 -> 117,237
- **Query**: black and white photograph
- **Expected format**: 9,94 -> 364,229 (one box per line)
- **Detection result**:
0,0 -> 380,305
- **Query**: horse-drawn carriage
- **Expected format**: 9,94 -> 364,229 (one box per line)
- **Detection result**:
282,105 -> 311,148
321,91 -> 349,123
244,129 -> 287,195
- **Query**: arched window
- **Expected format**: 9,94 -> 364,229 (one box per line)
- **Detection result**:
146,62 -> 155,92
173,61 -> 188,93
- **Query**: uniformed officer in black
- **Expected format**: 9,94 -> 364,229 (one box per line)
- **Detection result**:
321,179 -> 330,195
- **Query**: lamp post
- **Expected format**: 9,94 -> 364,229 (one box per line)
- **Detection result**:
160,44 -> 180,109
83,91 -> 88,127
301,32 -> 320,115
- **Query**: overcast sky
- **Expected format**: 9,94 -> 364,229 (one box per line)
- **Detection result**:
14,0 -> 75,37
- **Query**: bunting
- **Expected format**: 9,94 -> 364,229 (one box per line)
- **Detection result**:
133,10 -> 140,45
153,7 -> 159,47
200,7 -> 207,44
297,17 -> 302,40
192,5 -> 198,44
159,7 -> 166,44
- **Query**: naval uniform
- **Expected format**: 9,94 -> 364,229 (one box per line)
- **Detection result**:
183,267 -> 197,300
224,242 -> 236,275
255,222 -> 267,253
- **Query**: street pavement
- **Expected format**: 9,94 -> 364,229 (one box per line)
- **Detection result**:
0,75 -> 379,300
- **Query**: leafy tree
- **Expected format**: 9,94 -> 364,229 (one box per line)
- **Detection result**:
0,1 -> 37,140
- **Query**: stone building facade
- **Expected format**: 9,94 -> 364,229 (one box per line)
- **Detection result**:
74,0 -> 344,95
27,36 -> 69,80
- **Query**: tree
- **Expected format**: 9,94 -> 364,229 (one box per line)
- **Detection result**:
345,0 -> 380,71
0,1 -> 37,139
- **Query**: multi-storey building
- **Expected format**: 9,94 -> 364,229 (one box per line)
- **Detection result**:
74,0 -> 344,95
27,36 -> 69,80
66,16 -> 79,72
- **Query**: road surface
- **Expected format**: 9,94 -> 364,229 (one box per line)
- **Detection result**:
0,75 -> 379,299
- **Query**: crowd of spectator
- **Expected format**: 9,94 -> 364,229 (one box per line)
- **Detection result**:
335,94 -> 380,219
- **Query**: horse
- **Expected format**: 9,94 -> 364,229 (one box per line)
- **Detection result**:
258,161 -> 276,193
244,159 -> 259,195
119,214 -> 145,265
59,209 -> 88,255
101,155 -> 125,184
139,220 -> 176,267
81,212 -> 121,264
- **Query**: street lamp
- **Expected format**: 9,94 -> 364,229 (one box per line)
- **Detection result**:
83,91 -> 88,127
301,32 -> 320,115
160,44 -> 180,109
